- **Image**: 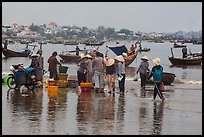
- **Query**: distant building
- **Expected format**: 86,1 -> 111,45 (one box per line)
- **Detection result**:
47,22 -> 57,30
117,33 -> 126,36
44,29 -> 52,34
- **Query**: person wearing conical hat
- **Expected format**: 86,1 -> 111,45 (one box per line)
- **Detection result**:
148,57 -> 165,101
115,55 -> 126,92
136,55 -> 150,88
37,49 -> 43,69
77,54 -> 87,86
104,58 -> 116,93
30,54 -> 40,69
84,54 -> 93,83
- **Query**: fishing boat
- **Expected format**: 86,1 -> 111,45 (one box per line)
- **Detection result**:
63,40 -> 79,45
147,72 -> 176,85
124,50 -> 139,67
169,56 -> 202,65
173,42 -> 186,48
192,41 -> 202,44
84,41 -> 105,46
107,45 -> 139,67
59,53 -> 81,63
139,47 -> 150,52
168,48 -> 202,65
2,47 -> 31,57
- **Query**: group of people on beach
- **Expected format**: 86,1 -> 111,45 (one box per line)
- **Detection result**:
47,46 -> 165,101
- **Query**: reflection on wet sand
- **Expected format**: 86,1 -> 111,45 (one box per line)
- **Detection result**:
115,92 -> 125,134
46,88 -> 68,134
6,88 -> 43,134
125,67 -> 136,78
152,101 -> 164,135
138,101 -> 149,135
76,91 -> 116,135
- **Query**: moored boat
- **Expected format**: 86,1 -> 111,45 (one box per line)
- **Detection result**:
139,48 -> 150,52
2,47 -> 31,57
84,41 -> 105,46
169,48 -> 202,65
59,53 -> 81,63
173,42 -> 186,48
168,56 -> 202,65
63,40 -> 79,45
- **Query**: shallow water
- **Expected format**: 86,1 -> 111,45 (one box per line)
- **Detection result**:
2,80 -> 202,135
2,41 -> 202,135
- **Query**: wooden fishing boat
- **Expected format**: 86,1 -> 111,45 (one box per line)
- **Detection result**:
168,56 -> 202,65
192,41 -> 202,44
147,72 -> 176,85
59,53 -> 81,63
2,47 -> 31,57
63,40 -> 79,45
84,41 -> 105,46
169,48 -> 202,65
169,47 -> 202,65
125,50 -> 139,67
139,48 -> 150,52
173,42 -> 186,48
108,45 -> 139,67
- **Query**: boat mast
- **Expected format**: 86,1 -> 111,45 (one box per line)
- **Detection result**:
170,48 -> 174,57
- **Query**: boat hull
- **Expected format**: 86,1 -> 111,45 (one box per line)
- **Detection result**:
2,48 -> 30,57
125,50 -> 139,67
59,54 -> 81,63
169,56 -> 202,65
139,48 -> 150,52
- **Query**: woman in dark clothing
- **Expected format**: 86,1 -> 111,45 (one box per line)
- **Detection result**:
137,55 -> 150,88
77,55 -> 87,86
148,58 -> 165,101
47,51 -> 61,80
105,58 -> 116,93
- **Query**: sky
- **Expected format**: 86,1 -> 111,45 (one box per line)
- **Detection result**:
2,2 -> 202,33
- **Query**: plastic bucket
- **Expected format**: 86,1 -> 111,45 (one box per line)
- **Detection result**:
80,82 -> 92,92
48,80 -> 58,86
59,66 -> 69,73
47,85 -> 59,92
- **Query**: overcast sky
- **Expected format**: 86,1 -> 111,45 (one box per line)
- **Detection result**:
2,2 -> 202,33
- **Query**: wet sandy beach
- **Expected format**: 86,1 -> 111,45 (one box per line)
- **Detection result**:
2,73 -> 202,135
